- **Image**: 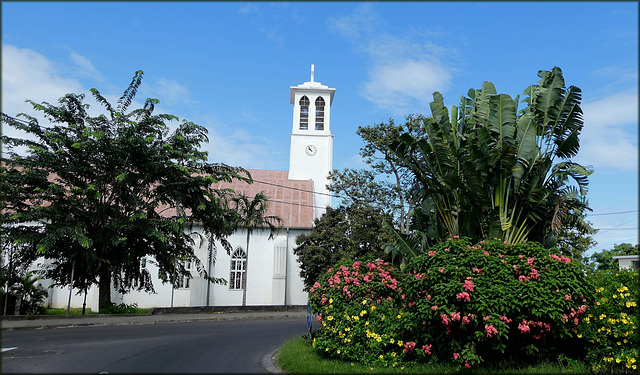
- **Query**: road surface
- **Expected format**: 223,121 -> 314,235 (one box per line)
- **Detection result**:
1,317 -> 307,373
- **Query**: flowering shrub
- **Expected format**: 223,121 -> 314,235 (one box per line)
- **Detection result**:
402,238 -> 593,368
309,238 -> 593,369
308,259 -> 424,367
578,269 -> 639,373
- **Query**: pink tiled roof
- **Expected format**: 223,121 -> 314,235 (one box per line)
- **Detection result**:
212,169 -> 315,229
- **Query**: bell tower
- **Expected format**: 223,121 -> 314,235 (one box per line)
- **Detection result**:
288,65 -> 335,219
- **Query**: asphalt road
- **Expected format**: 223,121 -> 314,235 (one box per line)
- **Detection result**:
1,317 -> 307,373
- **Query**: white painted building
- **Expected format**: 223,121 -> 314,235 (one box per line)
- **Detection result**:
42,66 -> 335,311
612,255 -> 640,271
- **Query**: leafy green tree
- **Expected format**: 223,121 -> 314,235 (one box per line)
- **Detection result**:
589,243 -> 639,272
230,192 -> 281,306
388,67 -> 594,260
328,115 -> 425,233
1,71 -> 250,309
294,204 -> 394,290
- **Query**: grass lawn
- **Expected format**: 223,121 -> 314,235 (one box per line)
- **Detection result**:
277,337 -> 590,374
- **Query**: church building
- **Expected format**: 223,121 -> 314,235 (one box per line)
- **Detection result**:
44,66 -> 335,310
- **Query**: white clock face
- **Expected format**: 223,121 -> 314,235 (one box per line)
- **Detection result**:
305,144 -> 317,156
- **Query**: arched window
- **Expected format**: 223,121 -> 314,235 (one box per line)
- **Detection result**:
299,96 -> 309,130
230,247 -> 246,290
315,97 -> 325,130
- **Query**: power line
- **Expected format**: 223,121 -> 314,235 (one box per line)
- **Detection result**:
589,210 -> 638,216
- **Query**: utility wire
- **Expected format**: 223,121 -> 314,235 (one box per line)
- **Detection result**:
589,210 -> 638,216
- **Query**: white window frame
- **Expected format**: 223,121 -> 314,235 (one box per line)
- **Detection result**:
176,259 -> 191,289
229,247 -> 246,290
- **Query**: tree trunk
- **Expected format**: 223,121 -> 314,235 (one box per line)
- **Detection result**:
98,266 -> 111,311
241,231 -> 250,307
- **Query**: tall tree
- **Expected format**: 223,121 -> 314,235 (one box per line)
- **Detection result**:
1,71 -> 250,309
230,192 -> 281,306
328,115 -> 425,233
388,67 -> 594,259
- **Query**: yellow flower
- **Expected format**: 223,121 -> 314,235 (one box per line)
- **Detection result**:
577,334 -> 582,338
337,350 -> 341,354
327,316 -> 333,321
616,358 -> 621,363
397,314 -> 401,319
397,340 -> 403,347
379,355 -> 384,359
626,301 -> 637,308
360,310 -> 367,316
390,338 -> 395,344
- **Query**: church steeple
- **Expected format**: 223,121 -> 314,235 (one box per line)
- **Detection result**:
288,65 -> 335,219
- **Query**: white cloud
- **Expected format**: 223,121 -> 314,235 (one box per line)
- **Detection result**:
328,6 -> 454,114
327,4 -> 379,41
575,89 -> 638,172
2,44 -> 85,115
67,50 -> 106,82
362,60 -> 451,114
141,77 -> 194,107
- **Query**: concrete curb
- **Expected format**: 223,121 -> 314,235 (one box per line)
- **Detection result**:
261,348 -> 283,374
2,311 -> 307,331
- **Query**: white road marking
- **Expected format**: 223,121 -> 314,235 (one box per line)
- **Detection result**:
2,347 -> 17,352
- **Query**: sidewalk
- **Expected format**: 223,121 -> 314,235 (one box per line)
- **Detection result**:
1,309 -> 307,331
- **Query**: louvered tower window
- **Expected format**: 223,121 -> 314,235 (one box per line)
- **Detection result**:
315,97 -> 325,130
299,96 -> 309,130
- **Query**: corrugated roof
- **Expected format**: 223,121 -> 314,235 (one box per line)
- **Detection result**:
212,169 -> 315,229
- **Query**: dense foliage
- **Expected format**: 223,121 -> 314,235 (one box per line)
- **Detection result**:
388,67 -> 594,260
328,115 -> 426,233
1,70 -> 249,309
578,269 -> 639,372
294,204 -> 393,290
309,238 -> 594,369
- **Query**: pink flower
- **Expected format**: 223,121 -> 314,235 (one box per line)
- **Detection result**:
403,341 -> 416,353
450,311 -> 461,322
564,294 -> 571,301
518,320 -> 530,333
456,292 -> 470,302
453,352 -> 460,360
431,305 -> 439,311
441,314 -> 450,325
472,267 -> 483,274
530,268 -> 539,279
462,316 -> 470,325
439,268 -> 445,273
321,297 -> 327,305
465,361 -> 471,369
363,275 -> 371,283
422,344 -> 432,355
352,261 -> 360,270
316,315 -> 323,322
518,275 -> 530,282
463,277 -> 475,292
499,315 -> 512,323
485,324 -> 498,337
428,250 -> 436,257
483,250 -> 490,256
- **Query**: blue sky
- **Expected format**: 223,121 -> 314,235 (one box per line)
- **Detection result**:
2,2 -> 637,256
